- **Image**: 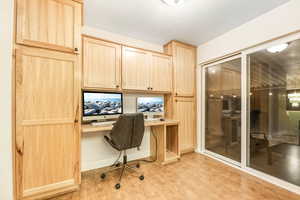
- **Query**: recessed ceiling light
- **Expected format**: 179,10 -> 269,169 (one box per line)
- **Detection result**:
267,43 -> 288,53
161,0 -> 185,6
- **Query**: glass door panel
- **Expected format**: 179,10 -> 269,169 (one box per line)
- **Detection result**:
248,38 -> 300,186
204,57 -> 242,163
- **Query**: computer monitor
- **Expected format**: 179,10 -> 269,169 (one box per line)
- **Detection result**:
82,91 -> 123,121
136,97 -> 164,117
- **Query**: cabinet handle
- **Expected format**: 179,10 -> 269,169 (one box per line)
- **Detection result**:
151,87 -> 153,90
147,87 -> 150,90
116,85 -> 120,88
74,48 -> 79,53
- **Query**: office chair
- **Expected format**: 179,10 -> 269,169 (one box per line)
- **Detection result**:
101,113 -> 145,189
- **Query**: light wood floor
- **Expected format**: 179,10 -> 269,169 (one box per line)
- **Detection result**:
50,153 -> 300,200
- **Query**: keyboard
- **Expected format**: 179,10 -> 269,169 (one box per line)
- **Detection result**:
145,118 -> 161,122
91,121 -> 115,126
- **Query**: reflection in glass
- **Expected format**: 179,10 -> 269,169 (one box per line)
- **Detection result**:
205,58 -> 241,162
248,39 -> 300,186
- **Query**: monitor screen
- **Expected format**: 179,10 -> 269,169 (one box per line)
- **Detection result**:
83,92 -> 123,117
137,97 -> 164,113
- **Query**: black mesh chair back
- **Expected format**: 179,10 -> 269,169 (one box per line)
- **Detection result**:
109,113 -> 145,151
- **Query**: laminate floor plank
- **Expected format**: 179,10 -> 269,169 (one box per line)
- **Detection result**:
50,153 -> 300,200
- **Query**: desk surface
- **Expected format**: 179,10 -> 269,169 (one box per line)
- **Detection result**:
81,119 -> 179,133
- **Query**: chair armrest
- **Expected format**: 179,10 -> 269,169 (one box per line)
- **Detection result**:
104,135 -> 111,142
104,135 -> 118,149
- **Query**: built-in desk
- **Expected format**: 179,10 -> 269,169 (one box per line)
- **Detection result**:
81,119 -> 180,165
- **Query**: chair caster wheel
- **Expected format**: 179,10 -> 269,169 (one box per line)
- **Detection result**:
100,173 -> 106,179
116,163 -> 121,167
139,175 -> 144,181
136,163 -> 140,168
115,183 -> 121,189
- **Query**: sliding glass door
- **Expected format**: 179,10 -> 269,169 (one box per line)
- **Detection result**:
202,34 -> 300,189
247,38 -> 300,186
203,57 -> 242,163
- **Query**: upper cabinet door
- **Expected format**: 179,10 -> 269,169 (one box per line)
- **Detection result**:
150,53 -> 173,93
122,47 -> 151,91
16,0 -> 82,53
173,43 -> 196,97
83,37 -> 121,90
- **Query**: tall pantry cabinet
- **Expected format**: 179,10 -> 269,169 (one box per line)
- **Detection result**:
14,0 -> 83,199
164,41 -> 197,154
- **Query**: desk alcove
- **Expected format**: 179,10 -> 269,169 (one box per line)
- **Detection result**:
80,94 -> 180,171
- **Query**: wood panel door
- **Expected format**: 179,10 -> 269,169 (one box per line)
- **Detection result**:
150,53 -> 173,93
83,37 -> 121,90
173,97 -> 196,154
173,43 -> 196,97
15,46 -> 80,200
16,0 -> 82,53
122,47 -> 151,91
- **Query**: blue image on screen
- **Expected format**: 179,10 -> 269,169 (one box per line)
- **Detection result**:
83,93 -> 122,116
137,97 -> 164,113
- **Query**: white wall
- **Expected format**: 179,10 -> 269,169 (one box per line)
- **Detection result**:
197,0 -> 300,63
0,1 -> 14,200
81,27 -> 164,171
83,26 -> 163,52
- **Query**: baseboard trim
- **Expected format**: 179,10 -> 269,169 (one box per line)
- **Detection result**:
81,150 -> 150,172
23,180 -> 78,200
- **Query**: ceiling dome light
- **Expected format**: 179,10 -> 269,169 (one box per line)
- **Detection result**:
267,43 -> 288,53
162,0 -> 185,6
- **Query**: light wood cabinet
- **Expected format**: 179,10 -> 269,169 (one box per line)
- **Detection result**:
122,46 -> 172,92
15,46 -> 80,200
122,46 -> 151,91
164,41 -> 197,154
164,41 -> 196,97
173,97 -> 196,153
16,0 -> 82,53
83,37 -> 121,90
150,53 -> 172,92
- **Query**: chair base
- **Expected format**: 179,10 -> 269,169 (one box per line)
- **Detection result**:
100,150 -> 144,189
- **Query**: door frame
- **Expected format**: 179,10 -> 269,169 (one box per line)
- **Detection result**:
200,54 -> 243,167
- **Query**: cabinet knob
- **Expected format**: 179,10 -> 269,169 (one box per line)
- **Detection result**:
116,85 -> 120,88
16,147 -> 23,155
74,48 -> 79,53
147,87 -> 150,90
151,87 -> 153,90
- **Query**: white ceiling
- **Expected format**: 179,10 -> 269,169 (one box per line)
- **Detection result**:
85,0 -> 290,46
